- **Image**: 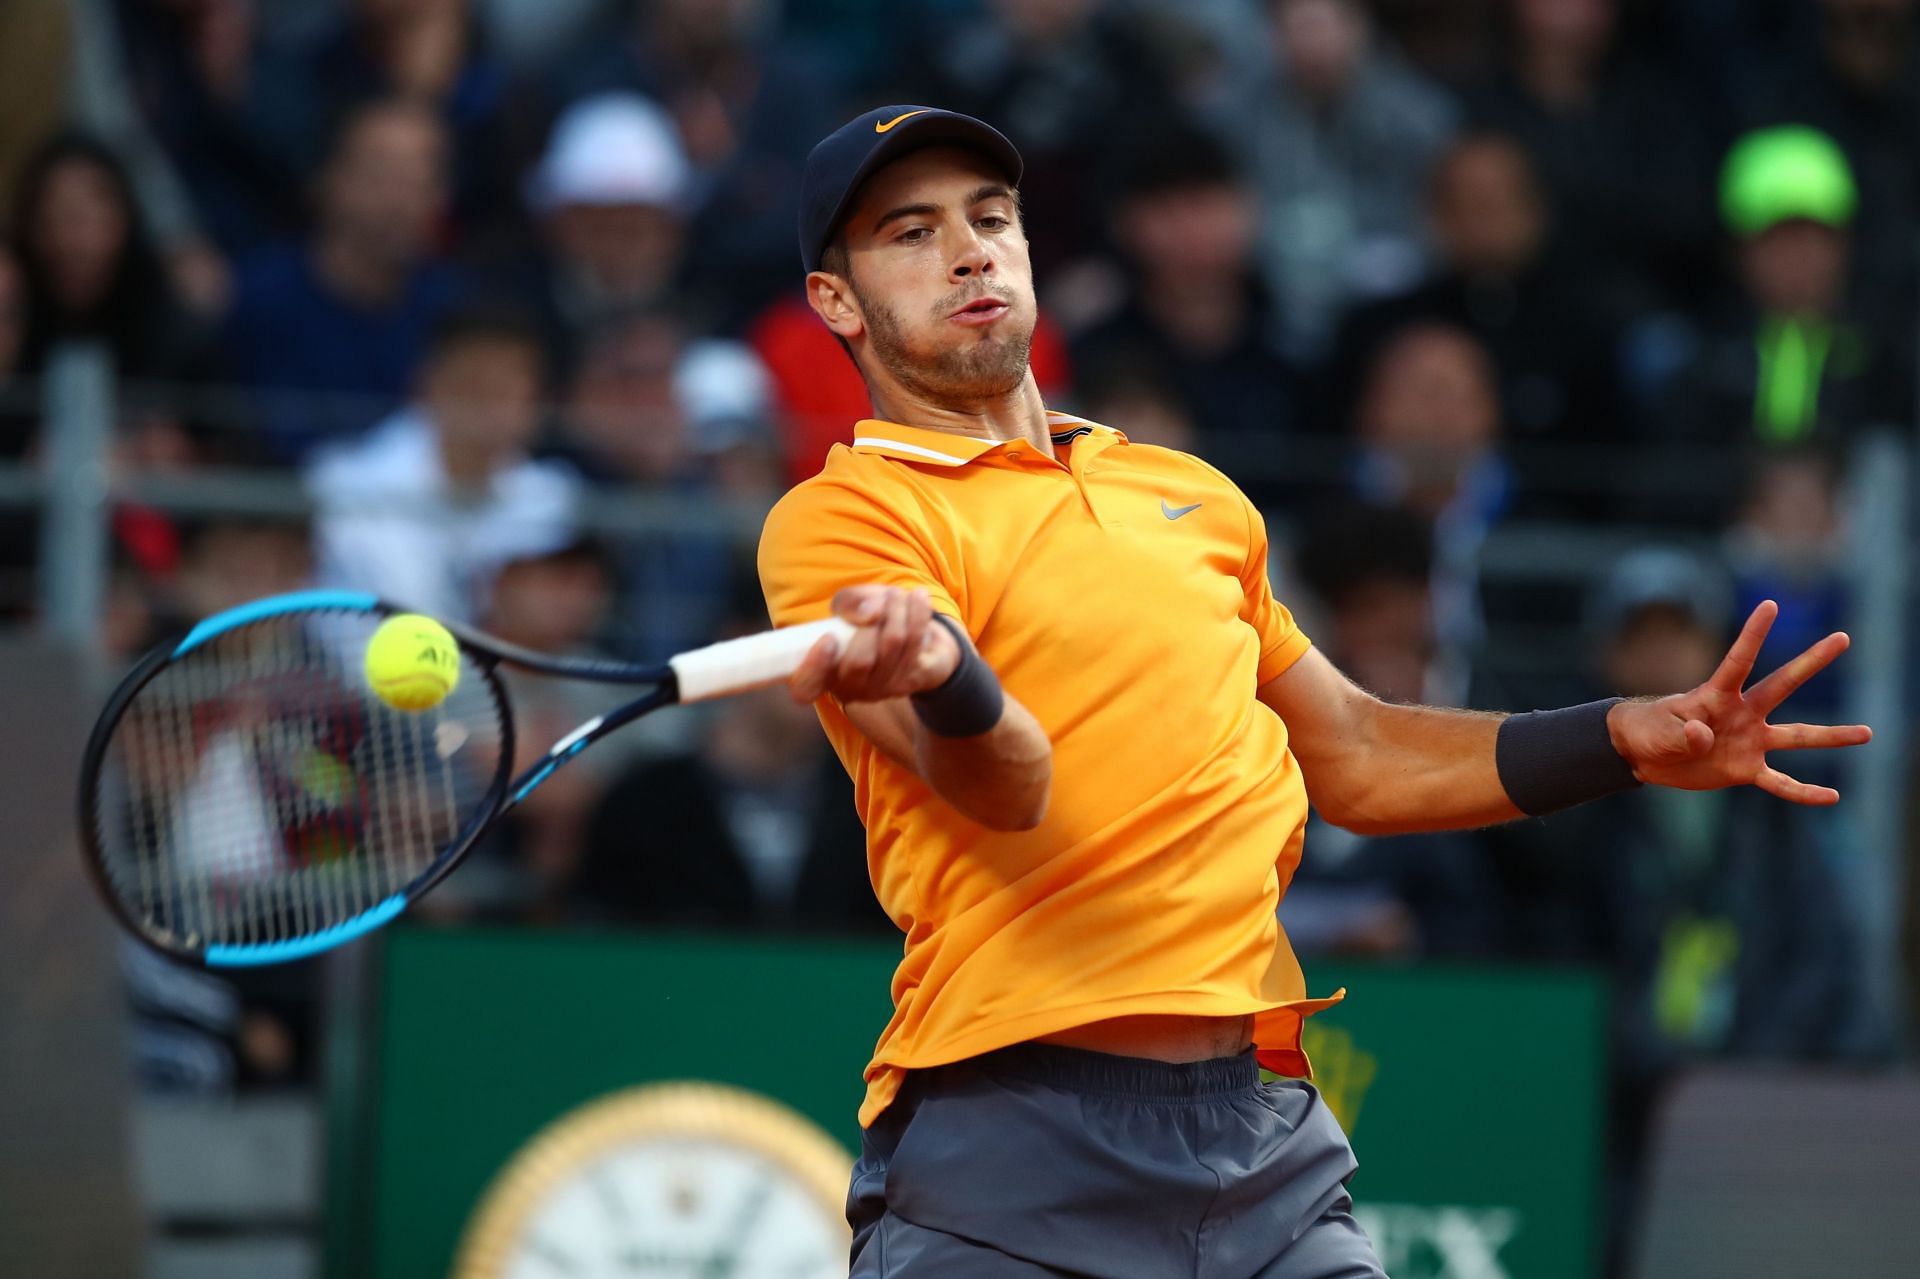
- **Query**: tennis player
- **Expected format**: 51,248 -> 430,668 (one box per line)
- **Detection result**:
758,106 -> 1871,1278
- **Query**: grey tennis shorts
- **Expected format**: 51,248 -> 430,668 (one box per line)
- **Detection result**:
847,1042 -> 1388,1278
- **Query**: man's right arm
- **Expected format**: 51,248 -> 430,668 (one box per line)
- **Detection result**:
786,584 -> 1052,832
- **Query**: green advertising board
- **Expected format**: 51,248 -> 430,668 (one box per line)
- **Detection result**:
340,928 -> 1603,1278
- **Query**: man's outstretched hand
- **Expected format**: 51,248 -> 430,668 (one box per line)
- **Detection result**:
1605,600 -> 1872,805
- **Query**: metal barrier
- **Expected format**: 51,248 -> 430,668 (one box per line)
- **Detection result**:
5,342 -> 1913,1032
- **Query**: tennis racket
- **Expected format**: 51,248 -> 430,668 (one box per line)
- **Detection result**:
78,589 -> 852,968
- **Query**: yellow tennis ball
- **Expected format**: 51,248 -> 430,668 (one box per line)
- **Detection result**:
364,614 -> 461,712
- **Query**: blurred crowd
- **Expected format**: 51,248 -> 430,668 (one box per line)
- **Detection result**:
3,0 -> 1917,1260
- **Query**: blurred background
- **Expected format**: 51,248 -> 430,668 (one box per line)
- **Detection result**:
1,0 -> 1917,1276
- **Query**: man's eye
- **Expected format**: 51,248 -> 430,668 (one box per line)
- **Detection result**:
978,216 -> 1009,230
899,227 -> 931,243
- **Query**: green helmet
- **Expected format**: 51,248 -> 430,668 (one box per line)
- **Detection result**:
1719,125 -> 1858,237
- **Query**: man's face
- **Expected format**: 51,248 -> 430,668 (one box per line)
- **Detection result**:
1330,578 -> 1434,705
819,147 -> 1036,404
32,159 -> 130,313
1740,219 -> 1849,316
422,338 -> 544,459
1275,0 -> 1367,100
549,202 -> 685,302
1115,181 -> 1256,283
1605,605 -> 1720,698
1822,0 -> 1914,90
566,316 -> 686,480
1512,0 -> 1615,57
1431,139 -> 1545,279
321,109 -> 449,268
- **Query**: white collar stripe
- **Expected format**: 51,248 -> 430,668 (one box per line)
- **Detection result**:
851,436 -> 972,465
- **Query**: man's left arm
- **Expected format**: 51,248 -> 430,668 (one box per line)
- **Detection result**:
1262,601 -> 1872,836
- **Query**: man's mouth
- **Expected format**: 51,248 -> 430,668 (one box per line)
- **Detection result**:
950,297 -> 1011,326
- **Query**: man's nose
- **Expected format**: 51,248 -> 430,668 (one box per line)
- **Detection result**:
951,228 -> 993,280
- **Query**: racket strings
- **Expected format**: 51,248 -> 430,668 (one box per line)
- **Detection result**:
92,611 -> 505,950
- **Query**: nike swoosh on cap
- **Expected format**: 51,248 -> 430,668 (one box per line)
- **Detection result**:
1161,500 -> 1202,520
876,110 -> 930,133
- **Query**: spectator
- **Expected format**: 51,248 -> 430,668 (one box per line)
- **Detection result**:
1559,546 -> 1877,1212
10,134 -> 213,385
8,133 -> 216,466
1073,360 -> 1197,455
1281,503 -> 1505,959
1723,450 -> 1851,725
1458,0 -> 1723,319
249,0 -> 512,243
433,538 -> 625,921
1650,125 -> 1910,480
1325,132 -> 1624,468
899,0 -> 1189,288
1070,127 -> 1298,488
570,611 -> 884,933
121,514 -> 323,1093
307,307 -> 581,622
1728,0 -> 1920,331
1351,324 -> 1511,696
1194,0 -> 1459,357
111,0 -> 303,261
225,99 -> 461,460
166,516 -> 313,623
67,0 -> 234,312
554,307 -> 759,659
556,0 -> 842,321
519,93 -> 695,377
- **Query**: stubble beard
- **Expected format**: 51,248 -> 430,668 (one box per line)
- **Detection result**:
857,284 -> 1034,406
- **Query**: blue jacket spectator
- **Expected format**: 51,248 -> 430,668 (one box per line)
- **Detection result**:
246,0 -> 513,247
225,100 -> 461,461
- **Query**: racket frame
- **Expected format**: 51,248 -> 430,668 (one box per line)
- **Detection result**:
79,590 -> 849,967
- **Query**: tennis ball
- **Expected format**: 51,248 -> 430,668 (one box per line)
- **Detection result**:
364,614 -> 461,712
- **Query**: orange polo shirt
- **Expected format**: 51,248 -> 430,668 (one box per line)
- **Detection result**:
758,411 -> 1342,1126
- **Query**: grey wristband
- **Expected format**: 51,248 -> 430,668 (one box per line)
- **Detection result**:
1495,697 -> 1642,816
911,614 -> 1004,738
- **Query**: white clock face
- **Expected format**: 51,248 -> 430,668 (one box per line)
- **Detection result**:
497,1136 -> 846,1279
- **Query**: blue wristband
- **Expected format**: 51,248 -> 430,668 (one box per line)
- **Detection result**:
1495,697 -> 1642,816
910,615 -> 1004,738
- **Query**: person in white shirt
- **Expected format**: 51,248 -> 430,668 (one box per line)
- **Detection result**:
307,308 -> 581,621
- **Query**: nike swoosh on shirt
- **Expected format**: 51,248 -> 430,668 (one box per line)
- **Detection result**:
1161,500 -> 1202,520
875,110 -> 930,133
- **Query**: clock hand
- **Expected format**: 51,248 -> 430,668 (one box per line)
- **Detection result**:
695,1172 -> 775,1279
526,1236 -> 586,1274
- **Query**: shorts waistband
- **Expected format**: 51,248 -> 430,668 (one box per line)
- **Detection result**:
934,1042 -> 1260,1102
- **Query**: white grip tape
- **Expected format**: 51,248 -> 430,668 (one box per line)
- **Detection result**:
669,617 -> 858,702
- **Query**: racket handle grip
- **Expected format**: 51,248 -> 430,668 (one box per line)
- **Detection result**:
669,617 -> 859,702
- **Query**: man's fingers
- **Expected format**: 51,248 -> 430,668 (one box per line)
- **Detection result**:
1765,722 -> 1873,751
789,634 -> 840,703
1708,600 -> 1778,692
868,588 -> 913,689
1755,766 -> 1840,806
1746,631 -> 1850,712
830,585 -> 887,625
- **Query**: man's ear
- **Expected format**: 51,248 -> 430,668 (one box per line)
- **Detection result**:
806,270 -> 864,341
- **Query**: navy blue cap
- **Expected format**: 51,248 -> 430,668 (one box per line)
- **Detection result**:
799,106 -> 1024,274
